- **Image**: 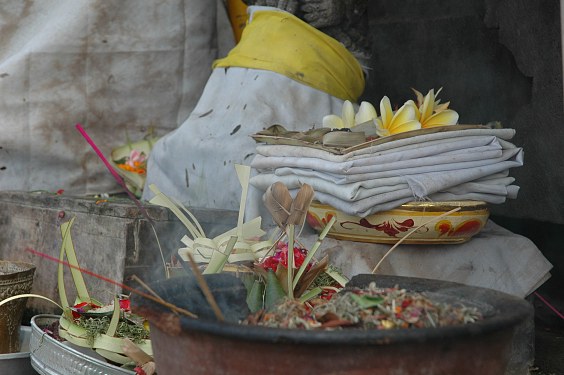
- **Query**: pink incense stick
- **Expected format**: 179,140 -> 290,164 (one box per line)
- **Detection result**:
25,247 -> 196,318
27,247 -> 131,292
75,123 -> 152,222
534,291 -> 564,320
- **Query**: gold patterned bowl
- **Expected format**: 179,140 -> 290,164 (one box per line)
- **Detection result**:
306,200 -> 490,245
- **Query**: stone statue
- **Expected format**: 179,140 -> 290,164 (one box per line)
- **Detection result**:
243,0 -> 371,68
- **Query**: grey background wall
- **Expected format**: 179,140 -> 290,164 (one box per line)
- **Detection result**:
360,0 -> 564,353
363,0 -> 563,224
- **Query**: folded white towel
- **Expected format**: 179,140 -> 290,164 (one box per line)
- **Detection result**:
256,135 -> 501,161
255,128 -> 516,161
250,128 -> 524,217
251,144 -> 506,174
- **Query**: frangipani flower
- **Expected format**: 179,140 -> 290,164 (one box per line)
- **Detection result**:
374,96 -> 421,137
355,101 -> 378,125
323,100 -> 377,129
125,149 -> 147,168
412,88 -> 459,128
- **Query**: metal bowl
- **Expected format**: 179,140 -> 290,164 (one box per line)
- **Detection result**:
30,315 -> 134,375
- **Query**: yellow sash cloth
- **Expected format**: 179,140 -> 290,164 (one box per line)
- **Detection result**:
213,10 -> 365,102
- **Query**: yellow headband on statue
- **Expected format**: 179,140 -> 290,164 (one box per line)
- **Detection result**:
213,10 -> 365,102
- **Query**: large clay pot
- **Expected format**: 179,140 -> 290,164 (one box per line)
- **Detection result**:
0,261 -> 36,354
134,274 -> 533,375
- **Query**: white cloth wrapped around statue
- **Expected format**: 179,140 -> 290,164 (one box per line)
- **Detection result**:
142,7 -> 364,211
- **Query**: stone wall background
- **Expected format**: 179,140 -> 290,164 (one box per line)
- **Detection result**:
360,0 -> 564,354
362,0 -> 563,225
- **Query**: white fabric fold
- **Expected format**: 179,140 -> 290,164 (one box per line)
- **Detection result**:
256,135 -> 501,161
251,173 -> 517,203
250,128 -> 524,217
251,144 -> 506,174
309,184 -> 519,217
256,148 -> 522,185
255,128 -> 516,160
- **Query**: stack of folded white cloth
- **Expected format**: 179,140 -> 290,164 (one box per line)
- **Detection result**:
250,127 -> 523,217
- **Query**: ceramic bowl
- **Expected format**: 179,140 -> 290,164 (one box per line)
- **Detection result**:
134,274 -> 532,375
306,200 -> 489,245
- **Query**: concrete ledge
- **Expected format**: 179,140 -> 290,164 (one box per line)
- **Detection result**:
0,191 -> 238,315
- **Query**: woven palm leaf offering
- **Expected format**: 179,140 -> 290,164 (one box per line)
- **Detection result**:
144,165 -> 349,314
0,218 -> 156,373
250,88 -> 523,244
110,132 -> 159,198
52,218 -> 153,366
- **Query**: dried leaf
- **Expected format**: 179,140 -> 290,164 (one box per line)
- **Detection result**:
295,256 -> 328,297
264,182 -> 292,228
253,124 -> 331,143
287,184 -> 315,227
122,338 -> 153,366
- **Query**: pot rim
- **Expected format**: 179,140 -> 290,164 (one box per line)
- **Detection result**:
148,275 -> 533,346
0,260 -> 36,281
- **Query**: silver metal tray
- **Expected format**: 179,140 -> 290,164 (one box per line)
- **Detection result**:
30,315 -> 134,375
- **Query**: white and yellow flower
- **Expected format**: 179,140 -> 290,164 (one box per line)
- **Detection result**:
374,96 -> 422,137
322,88 -> 459,138
354,101 -> 378,125
412,88 -> 459,128
322,100 -> 377,129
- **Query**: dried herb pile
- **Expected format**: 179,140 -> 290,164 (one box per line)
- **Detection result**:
76,316 -> 149,346
245,282 -> 482,330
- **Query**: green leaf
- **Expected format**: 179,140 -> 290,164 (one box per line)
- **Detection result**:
239,272 -> 258,294
59,218 -> 90,305
350,294 -> 384,309
298,287 -> 322,304
106,295 -> 121,337
324,265 -> 349,288
112,157 -> 128,165
287,225 -> 295,299
293,216 -> 337,290
275,263 -> 288,293
246,280 -> 265,313
203,236 -> 237,274
264,270 -> 286,311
